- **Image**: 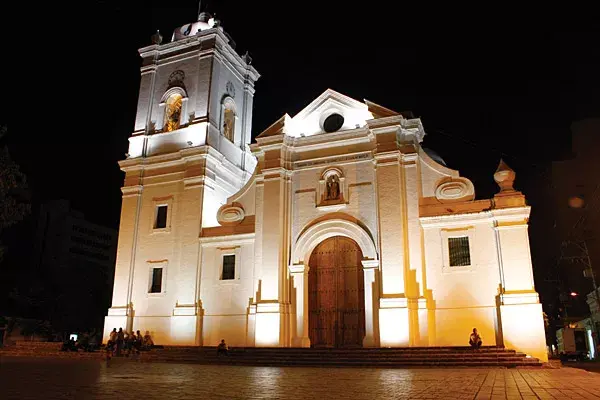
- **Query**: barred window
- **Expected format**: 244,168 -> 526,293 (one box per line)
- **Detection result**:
448,236 -> 471,267
221,255 -> 235,280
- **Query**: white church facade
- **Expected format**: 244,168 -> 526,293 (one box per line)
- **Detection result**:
104,11 -> 548,362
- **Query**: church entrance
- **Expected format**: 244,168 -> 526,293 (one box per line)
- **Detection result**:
308,236 -> 365,348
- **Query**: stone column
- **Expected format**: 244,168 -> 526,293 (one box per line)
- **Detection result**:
290,264 -> 310,347
362,260 -> 379,347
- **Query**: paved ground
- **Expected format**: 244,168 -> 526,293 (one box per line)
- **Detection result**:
1,356 -> 599,399
564,361 -> 600,374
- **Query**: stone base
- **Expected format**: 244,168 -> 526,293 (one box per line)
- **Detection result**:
500,302 -> 548,362
254,302 -> 281,347
379,297 -> 409,346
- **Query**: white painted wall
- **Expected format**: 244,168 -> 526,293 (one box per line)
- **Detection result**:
200,238 -> 256,346
107,28 -> 547,361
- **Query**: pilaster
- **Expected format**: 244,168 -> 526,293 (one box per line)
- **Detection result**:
362,260 -> 380,347
290,264 -> 311,347
493,208 -> 548,362
374,151 -> 406,294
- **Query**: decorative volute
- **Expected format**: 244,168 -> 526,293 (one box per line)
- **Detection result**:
217,203 -> 245,226
494,159 -> 516,193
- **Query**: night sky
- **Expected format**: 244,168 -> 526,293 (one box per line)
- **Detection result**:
2,2 -> 599,316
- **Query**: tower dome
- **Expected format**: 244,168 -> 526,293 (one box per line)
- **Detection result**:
172,11 -> 216,42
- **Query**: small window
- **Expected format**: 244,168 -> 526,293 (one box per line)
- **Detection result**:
221,255 -> 235,280
155,205 -> 168,229
149,268 -> 163,293
448,236 -> 471,267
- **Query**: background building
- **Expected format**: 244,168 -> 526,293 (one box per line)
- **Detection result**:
551,118 -> 600,319
31,200 -> 118,332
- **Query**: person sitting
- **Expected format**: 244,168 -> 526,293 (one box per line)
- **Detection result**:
77,333 -> 90,352
132,330 -> 143,354
217,339 -> 228,356
61,337 -> 77,352
142,331 -> 154,350
123,331 -> 132,356
88,333 -> 98,352
469,328 -> 482,349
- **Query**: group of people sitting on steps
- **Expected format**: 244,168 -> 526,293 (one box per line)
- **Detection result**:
99,329 -> 481,357
106,328 -> 154,357
60,332 -> 100,353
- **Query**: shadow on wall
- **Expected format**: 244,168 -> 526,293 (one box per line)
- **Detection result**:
495,284 -> 505,347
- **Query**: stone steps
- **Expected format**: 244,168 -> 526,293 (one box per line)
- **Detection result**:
0,344 -> 543,367
143,346 -> 543,367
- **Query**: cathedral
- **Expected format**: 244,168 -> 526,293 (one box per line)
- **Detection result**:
104,11 -> 548,362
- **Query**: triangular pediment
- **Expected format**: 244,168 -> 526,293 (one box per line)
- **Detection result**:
294,89 -> 367,120
284,89 -> 374,138
256,89 -> 405,139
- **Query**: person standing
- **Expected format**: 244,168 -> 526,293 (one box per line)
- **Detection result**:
116,328 -> 124,356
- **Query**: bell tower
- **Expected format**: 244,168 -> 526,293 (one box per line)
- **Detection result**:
104,10 -> 259,345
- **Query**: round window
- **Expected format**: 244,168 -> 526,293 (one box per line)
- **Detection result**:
323,113 -> 344,133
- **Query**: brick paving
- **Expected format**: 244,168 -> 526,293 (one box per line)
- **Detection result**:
1,356 -> 599,399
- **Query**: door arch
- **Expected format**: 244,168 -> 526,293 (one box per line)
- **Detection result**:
308,236 -> 365,347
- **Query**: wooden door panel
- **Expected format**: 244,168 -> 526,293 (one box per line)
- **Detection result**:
308,236 -> 365,348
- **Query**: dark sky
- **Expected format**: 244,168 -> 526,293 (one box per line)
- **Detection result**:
3,2 -> 599,312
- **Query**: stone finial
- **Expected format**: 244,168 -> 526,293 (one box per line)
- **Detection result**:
243,51 -> 253,65
494,159 -> 516,192
198,11 -> 212,22
151,30 -> 163,45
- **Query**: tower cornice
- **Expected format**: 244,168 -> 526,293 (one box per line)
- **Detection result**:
138,29 -> 259,82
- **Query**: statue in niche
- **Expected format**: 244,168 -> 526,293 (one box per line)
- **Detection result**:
326,175 -> 340,200
223,108 -> 235,141
165,94 -> 182,132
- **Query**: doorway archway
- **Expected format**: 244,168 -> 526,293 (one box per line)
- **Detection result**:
308,236 -> 365,347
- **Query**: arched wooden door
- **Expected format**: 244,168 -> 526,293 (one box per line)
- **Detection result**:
308,236 -> 365,348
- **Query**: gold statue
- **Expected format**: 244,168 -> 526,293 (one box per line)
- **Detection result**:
223,108 -> 235,141
164,94 -> 183,132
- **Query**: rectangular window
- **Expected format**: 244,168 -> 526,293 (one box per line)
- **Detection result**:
448,236 -> 471,267
221,255 -> 235,280
154,205 -> 168,229
149,267 -> 163,293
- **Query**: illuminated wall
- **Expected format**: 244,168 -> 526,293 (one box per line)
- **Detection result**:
103,21 -> 259,346
105,14 -> 547,362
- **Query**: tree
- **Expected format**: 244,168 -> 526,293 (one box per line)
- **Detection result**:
0,126 -> 31,261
